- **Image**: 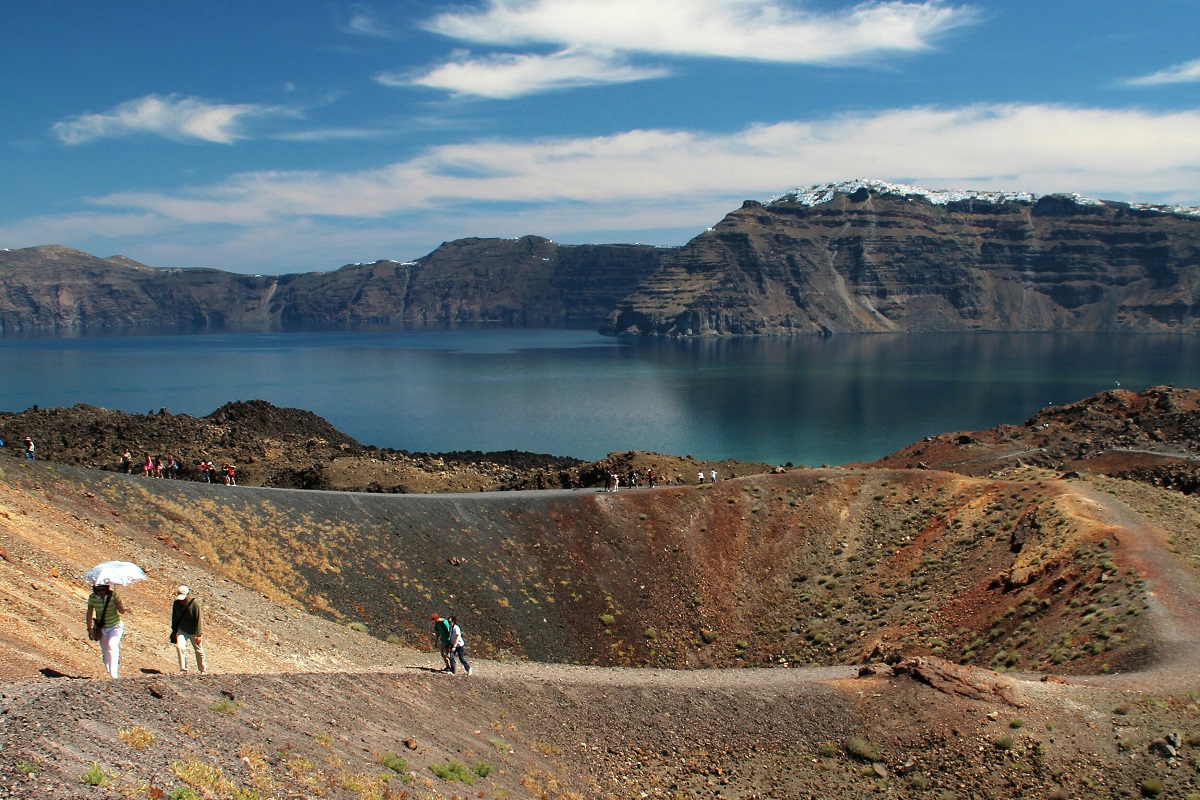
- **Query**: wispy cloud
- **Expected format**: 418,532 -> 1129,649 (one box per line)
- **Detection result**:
52,94 -> 279,145
1125,57 -> 1200,86
387,49 -> 669,98
399,0 -> 978,98
343,3 -> 401,39
88,103 -> 1200,221
18,103 -> 1200,271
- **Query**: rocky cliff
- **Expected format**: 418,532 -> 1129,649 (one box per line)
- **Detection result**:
0,237 -> 668,332
6,180 -> 1200,335
602,180 -> 1200,335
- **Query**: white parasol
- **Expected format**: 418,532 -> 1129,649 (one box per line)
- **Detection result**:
82,561 -> 146,587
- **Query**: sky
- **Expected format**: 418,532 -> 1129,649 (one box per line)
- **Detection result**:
3,0 -> 1200,274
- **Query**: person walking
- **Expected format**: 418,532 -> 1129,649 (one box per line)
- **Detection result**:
448,615 -> 472,676
23,437 -> 35,460
120,449 -> 132,474
86,584 -> 127,679
170,585 -> 208,675
431,613 -> 453,671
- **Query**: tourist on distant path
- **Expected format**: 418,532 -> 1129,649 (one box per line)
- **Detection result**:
120,449 -> 132,474
448,615 -> 472,676
224,463 -> 236,486
143,453 -> 154,476
198,460 -> 211,483
710,469 -> 717,484
431,613 -> 453,671
24,437 -> 35,460
86,584 -> 127,679
170,585 -> 207,675
155,456 -> 164,478
698,470 -> 704,484
647,468 -> 656,488
166,455 -> 179,479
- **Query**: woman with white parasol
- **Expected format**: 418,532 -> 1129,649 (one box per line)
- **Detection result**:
83,561 -> 144,679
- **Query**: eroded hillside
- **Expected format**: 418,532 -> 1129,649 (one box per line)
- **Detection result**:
5,447 -> 1200,797
1,458 -> 1177,678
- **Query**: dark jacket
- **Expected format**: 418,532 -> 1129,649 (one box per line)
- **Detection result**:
171,596 -> 203,636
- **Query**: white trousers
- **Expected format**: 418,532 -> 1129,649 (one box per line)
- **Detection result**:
99,623 -> 124,679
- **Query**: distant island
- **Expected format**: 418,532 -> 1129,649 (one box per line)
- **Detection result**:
3,179 -> 1199,335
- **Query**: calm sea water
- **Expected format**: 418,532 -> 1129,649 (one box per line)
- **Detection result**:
2,330 -> 1197,465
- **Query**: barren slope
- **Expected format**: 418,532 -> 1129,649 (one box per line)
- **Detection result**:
5,453 -> 1200,797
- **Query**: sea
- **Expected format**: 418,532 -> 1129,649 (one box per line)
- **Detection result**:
2,329 -> 1197,466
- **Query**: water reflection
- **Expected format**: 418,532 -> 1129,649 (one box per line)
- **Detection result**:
0,331 -> 1195,465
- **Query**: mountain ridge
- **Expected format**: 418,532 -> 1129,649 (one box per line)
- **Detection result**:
4,180 -> 1199,334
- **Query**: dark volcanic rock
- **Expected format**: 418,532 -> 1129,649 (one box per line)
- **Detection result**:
603,182 -> 1200,335
866,385 -> 1200,492
0,238 -> 669,332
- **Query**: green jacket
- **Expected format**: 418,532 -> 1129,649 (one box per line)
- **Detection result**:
171,596 -> 203,636
434,617 -> 451,645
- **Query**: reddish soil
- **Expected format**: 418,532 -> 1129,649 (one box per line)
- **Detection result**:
3,387 -> 1200,799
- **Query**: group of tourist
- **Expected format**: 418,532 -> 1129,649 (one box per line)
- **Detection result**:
86,583 -> 474,680
602,468 -> 657,492
118,449 -> 236,485
85,583 -> 206,680
430,613 -> 472,675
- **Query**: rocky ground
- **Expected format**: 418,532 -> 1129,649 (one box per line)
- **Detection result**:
0,399 -> 771,493
3,387 -> 1200,799
867,385 -> 1200,492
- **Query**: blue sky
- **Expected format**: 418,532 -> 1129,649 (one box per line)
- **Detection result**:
3,0 -> 1200,274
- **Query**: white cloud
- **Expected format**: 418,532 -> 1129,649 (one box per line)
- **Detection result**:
52,94 -> 276,145
1125,58 -> 1200,86
393,0 -> 977,98
345,4 -> 396,38
391,49 -> 669,98
0,211 -> 170,251
427,0 -> 974,61
18,103 -> 1200,271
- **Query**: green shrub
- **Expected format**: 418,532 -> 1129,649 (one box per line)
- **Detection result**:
347,621 -> 367,633
385,633 -> 402,645
79,762 -> 113,787
699,629 -> 718,644
845,736 -> 881,762
994,734 -> 1015,750
430,761 -> 476,785
376,752 -> 408,774
209,697 -> 242,714
1141,777 -> 1165,797
643,628 -> 658,640
473,762 -> 494,777
598,614 -> 616,626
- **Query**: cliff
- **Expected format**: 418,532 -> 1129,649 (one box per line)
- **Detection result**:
602,180 -> 1200,335
5,180 -> 1200,335
0,237 -> 668,332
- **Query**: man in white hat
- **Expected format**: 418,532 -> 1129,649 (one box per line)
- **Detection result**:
170,585 -> 207,674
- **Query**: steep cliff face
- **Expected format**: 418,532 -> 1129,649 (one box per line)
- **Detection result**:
0,238 -> 667,332
603,182 -> 1200,335
0,245 -> 279,331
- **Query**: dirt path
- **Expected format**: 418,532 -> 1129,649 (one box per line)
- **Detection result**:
1060,483 -> 1200,688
